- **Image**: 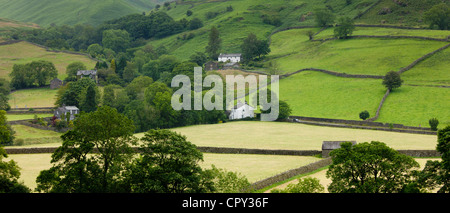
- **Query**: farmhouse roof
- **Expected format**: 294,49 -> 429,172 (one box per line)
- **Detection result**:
77,70 -> 97,76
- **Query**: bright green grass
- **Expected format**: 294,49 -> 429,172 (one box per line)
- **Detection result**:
314,27 -> 450,40
6,114 -> 53,121
0,41 -> 97,80
401,47 -> 450,87
142,121 -> 439,151
269,35 -> 446,75
279,71 -> 386,120
376,86 -> 450,127
8,87 -> 58,108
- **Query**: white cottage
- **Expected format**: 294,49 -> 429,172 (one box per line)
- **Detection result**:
54,105 -> 79,121
218,53 -> 241,63
229,101 -> 255,120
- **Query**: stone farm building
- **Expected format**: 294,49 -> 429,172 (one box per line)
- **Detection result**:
50,78 -> 63,89
228,101 -> 255,120
54,105 -> 79,121
77,70 -> 98,83
218,53 -> 241,63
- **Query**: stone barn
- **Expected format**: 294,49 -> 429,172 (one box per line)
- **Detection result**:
50,78 -> 63,89
322,141 -> 357,158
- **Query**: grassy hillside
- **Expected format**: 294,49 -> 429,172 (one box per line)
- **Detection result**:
146,0 -> 380,60
0,0 -> 165,26
357,0 -> 450,27
0,41 -> 97,80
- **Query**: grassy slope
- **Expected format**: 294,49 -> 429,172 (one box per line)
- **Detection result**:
0,41 -> 97,80
356,0 -> 450,27
8,88 -> 58,108
147,0 -> 378,60
0,0 -> 160,26
270,32 -> 446,75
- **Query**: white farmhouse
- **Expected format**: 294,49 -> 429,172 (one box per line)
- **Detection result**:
229,101 -> 255,120
218,53 -> 241,63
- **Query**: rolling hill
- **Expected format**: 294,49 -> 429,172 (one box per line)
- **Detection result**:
0,0 -> 168,26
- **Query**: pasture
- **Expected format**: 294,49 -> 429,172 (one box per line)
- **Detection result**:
279,71 -> 385,120
270,35 -> 445,75
8,87 -> 58,108
0,41 -> 96,80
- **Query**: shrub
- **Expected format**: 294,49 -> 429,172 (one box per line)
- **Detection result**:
271,177 -> 324,193
429,118 -> 439,131
359,110 -> 370,120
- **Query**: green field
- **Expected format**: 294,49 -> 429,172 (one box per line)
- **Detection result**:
11,124 -> 62,146
6,114 -> 53,121
164,121 -> 438,150
269,34 -> 446,75
8,87 -> 58,108
401,47 -> 450,87
377,86 -> 450,127
0,41 -> 97,80
314,27 -> 450,40
279,71 -> 385,120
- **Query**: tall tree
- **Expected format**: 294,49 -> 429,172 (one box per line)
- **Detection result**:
314,8 -> 335,27
205,26 -> 221,60
423,3 -> 450,30
66,62 -> 87,78
36,106 -> 137,193
326,141 -> 419,193
334,17 -> 355,39
80,84 -> 98,113
0,146 -> 30,193
0,110 -> 15,146
125,129 -> 214,193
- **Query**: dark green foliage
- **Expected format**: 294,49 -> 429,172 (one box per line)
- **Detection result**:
186,10 -> 193,16
56,77 -> 97,107
423,3 -> 450,30
0,110 -> 15,146
334,17 -> 355,39
189,17 -> 203,30
205,26 -> 221,60
414,125 -> 450,193
10,60 -> 58,89
327,141 -> 420,193
241,33 -> 271,63
359,110 -> 370,120
382,71 -> 403,91
278,100 -> 292,120
125,129 -> 214,193
189,51 -> 208,66
35,106 -> 137,193
314,8 -> 335,27
80,84 -> 97,113
429,118 -> 439,131
0,146 -> 30,193
65,62 -> 87,78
